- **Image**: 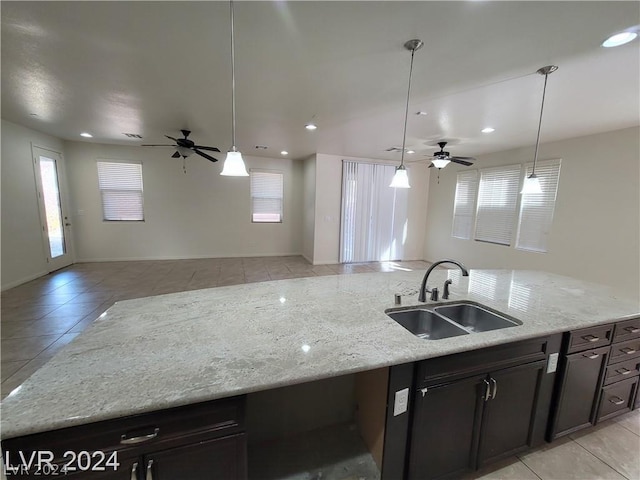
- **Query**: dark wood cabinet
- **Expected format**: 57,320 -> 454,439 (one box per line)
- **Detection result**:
548,345 -> 609,439
401,335 -> 561,480
2,397 -> 247,480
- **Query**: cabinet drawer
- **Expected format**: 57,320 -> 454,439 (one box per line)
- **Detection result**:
597,377 -> 638,422
2,396 -> 245,463
613,318 -> 640,343
604,357 -> 640,386
609,338 -> 640,364
566,325 -> 613,354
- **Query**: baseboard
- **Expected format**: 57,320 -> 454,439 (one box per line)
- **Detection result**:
1,270 -> 49,292
75,252 -> 305,263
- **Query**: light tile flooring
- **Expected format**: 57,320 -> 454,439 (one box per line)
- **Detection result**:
1,256 -> 639,480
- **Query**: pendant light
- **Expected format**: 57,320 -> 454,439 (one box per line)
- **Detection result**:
220,0 -> 249,177
521,65 -> 558,194
390,39 -> 423,189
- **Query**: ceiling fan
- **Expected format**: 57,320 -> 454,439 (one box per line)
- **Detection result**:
142,130 -> 220,162
427,141 -> 476,169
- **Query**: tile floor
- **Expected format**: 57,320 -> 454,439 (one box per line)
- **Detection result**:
1,256 -> 639,479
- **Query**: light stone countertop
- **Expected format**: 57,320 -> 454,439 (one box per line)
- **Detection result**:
1,269 -> 639,439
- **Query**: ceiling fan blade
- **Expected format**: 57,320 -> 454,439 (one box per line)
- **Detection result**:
171,151 -> 181,158
194,145 -> 221,152
194,149 -> 218,163
141,144 -> 175,147
451,156 -> 476,161
450,158 -> 474,166
428,163 -> 434,168
165,135 -> 178,142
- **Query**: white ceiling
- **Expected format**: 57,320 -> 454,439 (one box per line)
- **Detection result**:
2,1 -> 639,161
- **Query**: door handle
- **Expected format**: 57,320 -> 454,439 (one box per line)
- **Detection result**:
483,379 -> 491,401
131,462 -> 138,480
582,334 -> 600,342
490,377 -> 497,399
120,428 -> 159,445
609,396 -> 625,405
145,460 -> 154,480
583,353 -> 600,359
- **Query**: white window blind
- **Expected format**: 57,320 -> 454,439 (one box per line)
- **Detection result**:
97,161 -> 144,221
516,160 -> 561,252
452,170 -> 479,239
474,164 -> 521,246
251,170 -> 283,223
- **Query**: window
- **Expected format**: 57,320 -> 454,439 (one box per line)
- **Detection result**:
97,161 -> 144,221
251,170 -> 283,223
452,170 -> 479,240
474,165 -> 521,245
516,160 -> 561,253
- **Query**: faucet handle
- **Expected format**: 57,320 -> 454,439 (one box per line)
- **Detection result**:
430,287 -> 439,302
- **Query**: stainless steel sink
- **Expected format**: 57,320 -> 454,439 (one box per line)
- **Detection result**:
434,303 -> 521,332
386,302 -> 521,340
386,309 -> 469,340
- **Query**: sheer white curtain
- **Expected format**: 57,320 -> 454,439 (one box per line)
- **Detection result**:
340,161 -> 408,263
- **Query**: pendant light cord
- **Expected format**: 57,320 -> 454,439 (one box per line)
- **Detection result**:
532,72 -> 549,176
400,48 -> 416,167
230,0 -> 237,150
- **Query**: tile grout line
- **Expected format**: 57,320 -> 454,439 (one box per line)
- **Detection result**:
571,436 -> 631,480
513,455 -> 544,480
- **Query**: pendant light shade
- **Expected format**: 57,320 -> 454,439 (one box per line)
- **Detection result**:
221,0 -> 249,177
521,65 -> 557,194
390,39 -> 423,189
389,165 -> 410,188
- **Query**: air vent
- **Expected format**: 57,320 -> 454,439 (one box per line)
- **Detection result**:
386,147 -> 411,153
123,133 -> 143,139
255,145 -> 268,150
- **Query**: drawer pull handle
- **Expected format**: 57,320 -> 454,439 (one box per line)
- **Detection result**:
616,367 -> 632,375
131,462 -> 138,480
121,428 -> 159,445
624,326 -> 640,333
609,396 -> 625,406
582,334 -> 600,342
583,353 -> 600,359
146,460 -> 154,480
620,347 -> 637,355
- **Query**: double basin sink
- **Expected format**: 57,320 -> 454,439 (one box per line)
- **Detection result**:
386,302 -> 521,340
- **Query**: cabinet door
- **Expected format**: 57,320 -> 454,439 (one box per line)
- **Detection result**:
477,360 -> 546,467
408,374 -> 486,480
550,346 -> 609,439
144,433 -> 246,480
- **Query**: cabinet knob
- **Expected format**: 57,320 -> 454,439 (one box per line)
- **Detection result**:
131,462 -> 138,480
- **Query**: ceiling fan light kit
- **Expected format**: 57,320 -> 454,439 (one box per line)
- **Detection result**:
390,39 -> 423,189
221,0 -> 249,177
521,65 -> 558,195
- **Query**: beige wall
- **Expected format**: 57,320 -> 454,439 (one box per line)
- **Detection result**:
302,155 -> 316,263
63,141 -> 304,261
1,120 -> 69,289
312,153 -> 429,264
424,127 -> 640,300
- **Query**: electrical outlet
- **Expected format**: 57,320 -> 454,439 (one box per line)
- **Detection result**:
393,388 -> 409,416
547,353 -> 559,373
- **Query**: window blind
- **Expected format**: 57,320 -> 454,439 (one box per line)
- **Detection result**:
516,160 -> 561,252
452,170 -> 479,239
251,171 -> 284,223
97,161 -> 144,221
474,164 -> 521,246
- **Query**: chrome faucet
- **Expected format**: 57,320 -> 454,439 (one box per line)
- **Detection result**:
419,259 -> 469,302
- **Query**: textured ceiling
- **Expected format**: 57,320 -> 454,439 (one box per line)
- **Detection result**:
2,1 -> 639,161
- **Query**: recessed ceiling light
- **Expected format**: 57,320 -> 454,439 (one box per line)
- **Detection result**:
481,127 -> 495,133
416,111 -> 428,116
407,150 -> 415,154
602,31 -> 638,48
80,132 -> 93,138
281,150 -> 288,155
305,123 -> 317,131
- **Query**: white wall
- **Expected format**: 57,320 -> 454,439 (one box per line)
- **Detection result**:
424,127 -> 640,299
312,153 -> 429,264
64,141 -> 303,261
1,120 -> 69,289
302,155 -> 316,263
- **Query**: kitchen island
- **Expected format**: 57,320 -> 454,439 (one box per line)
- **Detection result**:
1,268 -> 639,478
